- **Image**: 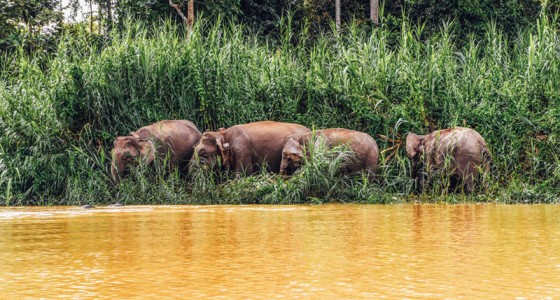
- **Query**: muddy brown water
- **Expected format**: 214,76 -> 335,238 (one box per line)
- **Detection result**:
0,204 -> 559,298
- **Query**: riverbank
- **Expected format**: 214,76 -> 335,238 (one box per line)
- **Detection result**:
1,17 -> 559,205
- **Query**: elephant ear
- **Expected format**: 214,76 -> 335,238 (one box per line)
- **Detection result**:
138,139 -> 156,165
216,131 -> 232,169
406,133 -> 423,158
285,138 -> 304,158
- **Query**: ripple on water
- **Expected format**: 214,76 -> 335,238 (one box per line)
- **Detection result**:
0,204 -> 559,299
236,206 -> 307,211
0,206 -> 155,220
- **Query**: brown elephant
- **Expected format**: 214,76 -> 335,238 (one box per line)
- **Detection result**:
405,127 -> 491,193
111,120 -> 201,182
279,128 -> 379,178
191,121 -> 310,175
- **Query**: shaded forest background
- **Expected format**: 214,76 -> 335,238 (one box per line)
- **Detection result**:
2,0 -> 559,53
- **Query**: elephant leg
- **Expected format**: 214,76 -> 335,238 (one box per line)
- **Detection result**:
460,164 -> 477,194
361,168 -> 377,183
415,165 -> 427,193
362,154 -> 378,183
464,174 -> 474,194
448,175 -> 461,193
418,172 -> 427,192
235,155 -> 254,175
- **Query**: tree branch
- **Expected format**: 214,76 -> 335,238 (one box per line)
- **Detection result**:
168,0 -> 187,24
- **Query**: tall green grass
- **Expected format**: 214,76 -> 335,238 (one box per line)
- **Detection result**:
1,15 -> 559,205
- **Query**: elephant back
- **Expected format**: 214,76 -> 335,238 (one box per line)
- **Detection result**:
138,120 -> 202,169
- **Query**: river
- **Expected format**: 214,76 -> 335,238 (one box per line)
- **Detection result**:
0,204 -> 559,298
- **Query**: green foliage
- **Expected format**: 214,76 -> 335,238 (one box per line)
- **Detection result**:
0,0 -> 63,53
383,0 -> 545,43
113,0 -> 243,29
187,144 -> 396,204
1,15 -> 560,204
240,0 -> 292,34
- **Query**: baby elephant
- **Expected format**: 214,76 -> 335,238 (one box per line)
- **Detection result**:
280,128 -> 379,178
406,127 -> 491,193
111,120 -> 201,182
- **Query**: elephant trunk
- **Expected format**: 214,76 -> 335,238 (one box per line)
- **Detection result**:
279,160 -> 289,176
410,160 -> 418,179
188,154 -> 203,174
188,159 -> 197,171
111,156 -> 124,184
410,160 -> 425,193
280,159 -> 300,177
111,164 -> 119,184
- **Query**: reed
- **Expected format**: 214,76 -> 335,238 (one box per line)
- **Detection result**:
1,14 -> 559,205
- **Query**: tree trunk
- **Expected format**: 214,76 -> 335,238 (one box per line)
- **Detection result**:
90,0 -> 93,33
98,0 -> 102,34
107,0 -> 113,29
335,0 -> 341,32
370,0 -> 379,25
187,0 -> 194,29
168,0 -> 189,36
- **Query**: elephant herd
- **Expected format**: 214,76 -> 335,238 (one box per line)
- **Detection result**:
111,120 -> 491,193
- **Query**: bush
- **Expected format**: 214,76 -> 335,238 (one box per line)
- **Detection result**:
1,15 -> 560,204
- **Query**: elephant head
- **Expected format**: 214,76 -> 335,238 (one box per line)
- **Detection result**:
191,129 -> 231,171
279,138 -> 304,176
405,133 -> 426,161
111,134 -> 156,182
405,132 -> 426,179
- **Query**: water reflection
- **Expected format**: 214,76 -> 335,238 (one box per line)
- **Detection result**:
0,205 -> 559,298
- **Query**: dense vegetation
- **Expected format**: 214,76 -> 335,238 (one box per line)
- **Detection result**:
2,0 -> 557,52
1,10 -> 560,205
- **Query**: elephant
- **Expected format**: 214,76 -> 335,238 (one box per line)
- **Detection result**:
279,128 -> 379,178
191,121 -> 310,175
111,120 -> 201,182
405,127 -> 491,193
